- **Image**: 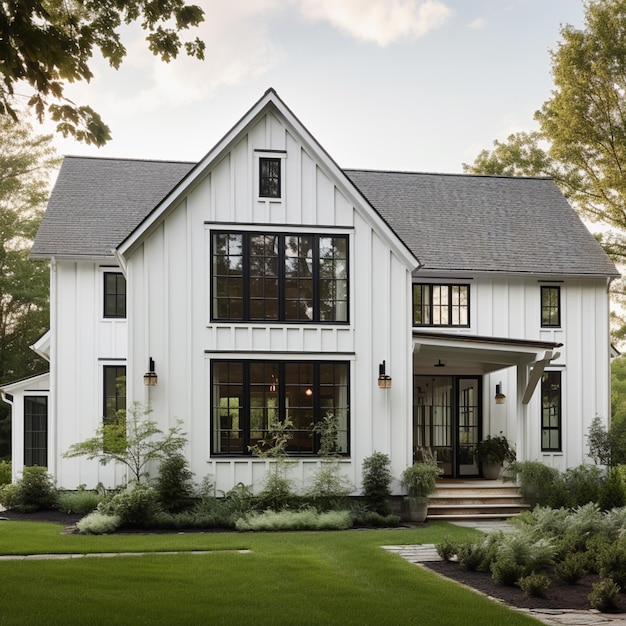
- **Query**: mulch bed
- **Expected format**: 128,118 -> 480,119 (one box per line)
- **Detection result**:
424,560 -> 626,613
0,508 -> 81,525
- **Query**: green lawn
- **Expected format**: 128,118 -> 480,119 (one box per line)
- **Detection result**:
0,521 -> 540,625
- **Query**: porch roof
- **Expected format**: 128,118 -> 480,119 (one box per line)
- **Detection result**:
412,331 -> 562,375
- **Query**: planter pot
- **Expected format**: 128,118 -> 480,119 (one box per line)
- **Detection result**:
482,462 -> 502,480
405,497 -> 428,523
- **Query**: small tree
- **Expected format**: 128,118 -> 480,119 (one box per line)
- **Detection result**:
63,402 -> 187,483
361,452 -> 393,515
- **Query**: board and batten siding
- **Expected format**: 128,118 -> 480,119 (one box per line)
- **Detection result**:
124,111 -> 416,494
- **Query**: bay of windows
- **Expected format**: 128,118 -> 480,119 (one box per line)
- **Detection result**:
413,284 -> 469,327
212,360 -> 349,456
212,232 -> 348,323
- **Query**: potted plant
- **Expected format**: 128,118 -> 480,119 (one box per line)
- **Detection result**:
401,460 -> 443,522
476,433 -> 516,479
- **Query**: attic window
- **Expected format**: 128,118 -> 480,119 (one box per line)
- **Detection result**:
259,157 -> 281,198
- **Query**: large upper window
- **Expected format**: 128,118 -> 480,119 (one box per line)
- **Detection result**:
541,286 -> 561,327
541,370 -> 562,452
413,284 -> 469,327
212,232 -> 348,323
212,360 -> 349,456
104,272 -> 126,318
24,396 -> 47,467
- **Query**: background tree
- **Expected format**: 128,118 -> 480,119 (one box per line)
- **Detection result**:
0,0 -> 205,146
0,116 -> 58,459
464,0 -> 626,342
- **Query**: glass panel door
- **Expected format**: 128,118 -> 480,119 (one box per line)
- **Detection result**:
457,378 -> 480,476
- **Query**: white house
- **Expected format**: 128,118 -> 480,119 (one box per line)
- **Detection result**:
1,89 -> 619,493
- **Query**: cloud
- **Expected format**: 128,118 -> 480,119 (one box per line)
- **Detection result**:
468,18 -> 486,30
298,0 -> 453,46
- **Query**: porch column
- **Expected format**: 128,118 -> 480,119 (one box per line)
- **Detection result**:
516,363 -> 529,462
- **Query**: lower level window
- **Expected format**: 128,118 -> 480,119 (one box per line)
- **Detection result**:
24,396 -> 47,466
541,371 -> 562,451
212,360 -> 349,455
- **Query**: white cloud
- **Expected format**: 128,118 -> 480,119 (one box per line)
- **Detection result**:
297,0 -> 453,46
468,18 -> 486,30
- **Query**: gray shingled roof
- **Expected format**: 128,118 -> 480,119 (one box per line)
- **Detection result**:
31,156 -> 195,258
345,169 -> 619,276
32,156 -> 618,278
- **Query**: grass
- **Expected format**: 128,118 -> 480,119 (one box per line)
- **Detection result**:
0,521 -> 541,626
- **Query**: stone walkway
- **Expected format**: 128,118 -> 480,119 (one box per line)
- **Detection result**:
384,521 -> 626,626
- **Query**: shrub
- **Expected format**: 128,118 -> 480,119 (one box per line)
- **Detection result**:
303,460 -> 354,511
597,537 -> 626,588
256,466 -> 296,512
350,508 -> 401,528
76,511 -> 121,534
0,466 -> 58,512
155,453 -> 195,513
0,460 -> 11,486
457,541 -> 487,572
235,508 -> 352,531
57,490 -> 102,515
503,461 -> 560,508
361,452 -> 393,515
599,467 -> 626,511
435,538 -> 458,561
98,483 -> 159,527
491,554 -> 525,586
554,465 -> 604,509
517,573 -> 552,598
588,579 -> 621,612
554,552 -> 588,584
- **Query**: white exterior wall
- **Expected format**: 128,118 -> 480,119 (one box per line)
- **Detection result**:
50,259 -> 127,488
434,274 -> 612,470
125,111 -> 415,494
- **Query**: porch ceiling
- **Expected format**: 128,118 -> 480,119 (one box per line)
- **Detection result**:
412,331 -> 563,375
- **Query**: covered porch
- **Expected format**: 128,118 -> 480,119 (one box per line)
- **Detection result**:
412,331 -> 562,478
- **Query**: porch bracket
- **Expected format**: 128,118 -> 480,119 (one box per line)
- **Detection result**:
522,350 -> 561,405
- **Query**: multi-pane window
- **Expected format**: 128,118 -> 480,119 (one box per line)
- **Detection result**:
104,272 -> 126,318
259,157 -> 281,198
541,286 -> 561,327
212,232 -> 348,323
212,360 -> 349,456
413,284 -> 469,327
541,371 -> 562,451
103,365 -> 126,424
24,396 -> 47,467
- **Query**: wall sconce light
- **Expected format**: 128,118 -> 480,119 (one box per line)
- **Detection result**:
305,387 -> 313,397
378,360 -> 392,389
495,383 -> 506,404
144,357 -> 158,387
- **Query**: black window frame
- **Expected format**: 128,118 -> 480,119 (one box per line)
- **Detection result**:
24,396 -> 47,467
541,285 -> 561,328
259,157 -> 281,198
103,272 -> 127,319
211,359 -> 350,457
413,283 -> 470,327
103,365 -> 126,425
211,231 -> 349,324
541,370 -> 562,452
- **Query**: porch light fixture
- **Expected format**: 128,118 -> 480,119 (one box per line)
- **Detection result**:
495,383 -> 506,404
434,359 -> 445,367
144,357 -> 158,387
378,360 -> 392,389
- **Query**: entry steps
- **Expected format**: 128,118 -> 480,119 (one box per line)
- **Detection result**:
427,481 -> 530,521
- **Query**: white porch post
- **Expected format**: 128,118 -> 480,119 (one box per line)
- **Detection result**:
517,363 -> 529,463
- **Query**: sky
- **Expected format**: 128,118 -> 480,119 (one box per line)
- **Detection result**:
43,0 -> 587,175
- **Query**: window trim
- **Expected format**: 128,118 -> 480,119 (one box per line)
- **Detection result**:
413,283 -> 470,327
541,285 -> 561,328
211,359 -> 350,457
255,151 -> 286,201
103,271 -> 127,319
211,231 -> 350,324
541,370 -> 562,452
24,395 -> 48,467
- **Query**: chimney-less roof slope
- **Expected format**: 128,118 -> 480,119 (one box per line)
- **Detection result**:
345,169 -> 618,277
31,156 -> 195,258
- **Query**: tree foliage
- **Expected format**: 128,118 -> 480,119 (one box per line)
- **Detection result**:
0,0 -> 205,146
0,116 -> 58,459
465,0 -> 626,342
63,401 -> 187,483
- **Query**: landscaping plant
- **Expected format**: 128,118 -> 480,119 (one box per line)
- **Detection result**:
0,465 -> 57,512
361,451 -> 393,515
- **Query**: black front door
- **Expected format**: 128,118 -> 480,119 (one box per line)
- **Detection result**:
413,376 -> 481,477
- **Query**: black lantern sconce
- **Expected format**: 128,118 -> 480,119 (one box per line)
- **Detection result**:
495,382 -> 506,404
144,357 -> 158,387
377,360 -> 392,389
